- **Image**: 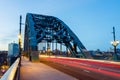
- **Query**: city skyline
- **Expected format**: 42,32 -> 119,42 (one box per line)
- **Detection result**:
0,0 -> 120,51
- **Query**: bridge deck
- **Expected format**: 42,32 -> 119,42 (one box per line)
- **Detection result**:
20,57 -> 77,80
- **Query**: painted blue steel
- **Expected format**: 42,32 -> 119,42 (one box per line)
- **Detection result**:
24,13 -> 87,58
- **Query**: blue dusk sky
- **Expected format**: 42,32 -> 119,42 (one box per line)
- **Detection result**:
0,0 -> 120,51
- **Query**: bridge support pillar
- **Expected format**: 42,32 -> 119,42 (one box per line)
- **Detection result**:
30,51 -> 39,62
29,46 -> 39,62
73,44 -> 79,57
60,43 -> 62,55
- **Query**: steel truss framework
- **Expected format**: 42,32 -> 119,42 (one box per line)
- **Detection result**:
24,13 -> 88,58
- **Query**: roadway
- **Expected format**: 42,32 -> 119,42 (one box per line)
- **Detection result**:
40,55 -> 120,80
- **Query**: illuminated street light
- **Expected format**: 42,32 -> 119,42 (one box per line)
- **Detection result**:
18,34 -> 22,48
111,40 -> 119,61
18,34 -> 21,39
111,40 -> 119,47
111,27 -> 119,61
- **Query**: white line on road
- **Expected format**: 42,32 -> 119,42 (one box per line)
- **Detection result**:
83,70 -> 90,73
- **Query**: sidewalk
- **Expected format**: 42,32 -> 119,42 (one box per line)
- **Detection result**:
20,57 -> 77,80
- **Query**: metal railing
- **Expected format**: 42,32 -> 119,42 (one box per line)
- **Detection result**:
0,58 -> 20,80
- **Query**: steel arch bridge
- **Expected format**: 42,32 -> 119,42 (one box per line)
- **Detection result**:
24,13 -> 90,58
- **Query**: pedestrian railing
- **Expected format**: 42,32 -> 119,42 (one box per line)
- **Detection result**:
0,58 -> 20,80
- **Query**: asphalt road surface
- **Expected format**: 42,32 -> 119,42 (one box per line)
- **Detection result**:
40,56 -> 120,80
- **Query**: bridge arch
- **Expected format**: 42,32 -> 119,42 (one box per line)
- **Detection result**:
24,13 -> 89,58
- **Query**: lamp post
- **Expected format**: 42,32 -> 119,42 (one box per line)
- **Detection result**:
111,40 -> 119,60
111,27 -> 119,61
18,15 -> 22,66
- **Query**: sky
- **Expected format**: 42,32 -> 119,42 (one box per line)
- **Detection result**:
0,0 -> 120,51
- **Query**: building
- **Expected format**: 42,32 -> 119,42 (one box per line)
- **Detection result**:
8,43 -> 19,66
8,43 -> 19,57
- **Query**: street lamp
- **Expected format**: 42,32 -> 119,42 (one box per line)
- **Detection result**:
18,33 -> 22,52
111,40 -> 119,47
111,40 -> 119,60
18,15 -> 22,66
18,34 -> 22,66
111,27 -> 119,61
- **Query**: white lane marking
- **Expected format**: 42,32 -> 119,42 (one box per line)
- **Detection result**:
83,70 -> 90,73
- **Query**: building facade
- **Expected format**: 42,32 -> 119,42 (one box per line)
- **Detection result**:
8,43 -> 19,57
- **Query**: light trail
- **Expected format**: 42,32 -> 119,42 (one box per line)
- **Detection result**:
40,55 -> 120,77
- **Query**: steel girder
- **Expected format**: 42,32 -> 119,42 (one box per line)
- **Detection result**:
24,13 -> 87,58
